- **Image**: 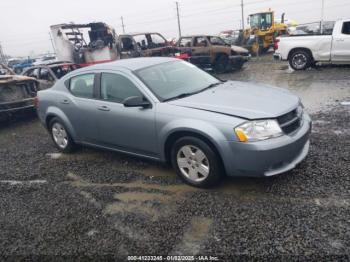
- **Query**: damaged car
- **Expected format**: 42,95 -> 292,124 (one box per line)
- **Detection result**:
22,62 -> 79,90
0,66 -> 37,120
50,22 -> 119,67
176,35 -> 250,73
119,32 -> 176,58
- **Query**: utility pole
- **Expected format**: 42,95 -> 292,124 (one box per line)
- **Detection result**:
49,32 -> 56,54
121,16 -> 126,34
320,0 -> 325,34
176,1 -> 182,38
0,42 -> 6,64
241,0 -> 244,30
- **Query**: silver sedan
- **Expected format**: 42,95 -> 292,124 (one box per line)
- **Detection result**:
37,57 -> 311,187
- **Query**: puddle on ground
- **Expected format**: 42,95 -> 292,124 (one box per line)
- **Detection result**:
67,172 -> 198,195
104,191 -> 174,220
141,165 -> 175,178
46,153 -> 62,159
104,201 -> 163,219
67,172 -> 196,220
171,217 -> 213,255
115,192 -> 172,202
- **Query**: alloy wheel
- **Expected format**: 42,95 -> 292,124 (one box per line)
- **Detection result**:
292,53 -> 307,70
52,122 -> 68,149
176,145 -> 210,182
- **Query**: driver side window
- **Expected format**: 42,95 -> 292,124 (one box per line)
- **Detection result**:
101,73 -> 142,103
194,37 -> 208,47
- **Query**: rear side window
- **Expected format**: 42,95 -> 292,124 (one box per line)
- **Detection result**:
194,37 -> 208,47
342,22 -> 350,35
69,74 -> 95,98
101,73 -> 142,103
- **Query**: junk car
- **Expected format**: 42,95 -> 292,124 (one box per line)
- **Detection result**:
175,35 -> 250,73
0,66 -> 37,120
22,62 -> 79,90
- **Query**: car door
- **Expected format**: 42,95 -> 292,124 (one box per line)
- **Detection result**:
191,36 -> 211,66
38,68 -> 56,90
331,21 -> 350,62
192,36 -> 210,56
62,73 -> 101,143
95,71 -> 157,156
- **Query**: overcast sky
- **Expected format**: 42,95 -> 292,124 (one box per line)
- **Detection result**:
0,0 -> 349,57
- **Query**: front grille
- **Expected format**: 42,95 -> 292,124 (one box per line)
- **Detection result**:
277,107 -> 302,134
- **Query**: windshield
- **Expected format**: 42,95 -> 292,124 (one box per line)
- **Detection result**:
250,12 -> 273,29
136,61 -> 221,101
208,36 -> 226,46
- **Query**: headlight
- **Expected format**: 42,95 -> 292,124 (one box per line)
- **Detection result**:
234,119 -> 283,142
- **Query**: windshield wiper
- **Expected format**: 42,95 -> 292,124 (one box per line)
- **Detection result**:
163,92 -> 197,102
163,82 -> 223,102
200,82 -> 223,92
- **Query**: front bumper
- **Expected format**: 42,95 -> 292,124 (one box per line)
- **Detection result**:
223,113 -> 312,177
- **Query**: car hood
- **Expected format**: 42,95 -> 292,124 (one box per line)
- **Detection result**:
231,45 -> 249,54
0,75 -> 37,85
168,81 -> 300,119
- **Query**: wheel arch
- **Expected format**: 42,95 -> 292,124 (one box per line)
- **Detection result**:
163,129 -> 225,174
287,47 -> 314,61
45,107 -> 77,140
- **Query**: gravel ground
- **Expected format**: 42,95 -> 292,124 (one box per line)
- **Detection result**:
0,57 -> 349,260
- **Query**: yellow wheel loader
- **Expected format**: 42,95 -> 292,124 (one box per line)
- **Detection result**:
238,10 -> 290,56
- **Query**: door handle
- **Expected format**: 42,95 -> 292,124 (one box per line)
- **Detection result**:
60,99 -> 69,104
97,105 -> 110,111
336,39 -> 344,42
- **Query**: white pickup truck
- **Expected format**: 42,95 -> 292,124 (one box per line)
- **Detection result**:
274,19 -> 350,70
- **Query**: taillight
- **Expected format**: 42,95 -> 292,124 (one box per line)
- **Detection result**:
34,96 -> 39,108
274,38 -> 280,50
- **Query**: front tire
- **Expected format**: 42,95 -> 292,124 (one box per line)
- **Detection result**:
214,55 -> 229,74
49,117 -> 76,153
170,136 -> 222,188
289,50 -> 312,70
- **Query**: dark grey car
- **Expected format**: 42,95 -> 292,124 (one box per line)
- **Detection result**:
37,57 -> 311,187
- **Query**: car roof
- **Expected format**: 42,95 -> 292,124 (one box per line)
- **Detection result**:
180,35 -> 217,38
83,57 -> 178,71
120,32 -> 161,36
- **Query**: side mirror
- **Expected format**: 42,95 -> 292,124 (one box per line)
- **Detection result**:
123,96 -> 151,108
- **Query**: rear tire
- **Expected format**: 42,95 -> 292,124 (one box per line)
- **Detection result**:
49,117 -> 76,153
170,136 -> 222,188
289,50 -> 312,70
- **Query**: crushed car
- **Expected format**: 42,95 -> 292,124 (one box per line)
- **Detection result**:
175,35 -> 250,73
118,32 -> 176,58
50,22 -> 119,67
0,65 -> 38,120
22,61 -> 79,90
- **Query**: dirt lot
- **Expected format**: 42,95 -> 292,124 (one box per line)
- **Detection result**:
1,57 -> 350,260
